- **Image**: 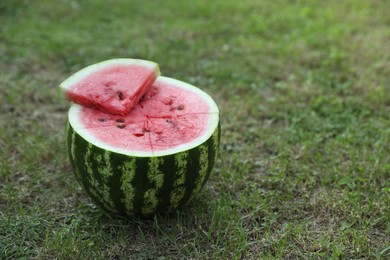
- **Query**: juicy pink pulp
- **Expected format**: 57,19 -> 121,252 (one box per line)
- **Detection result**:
79,79 -> 214,152
67,64 -> 157,115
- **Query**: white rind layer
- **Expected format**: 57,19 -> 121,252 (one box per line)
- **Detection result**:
59,58 -> 160,91
68,76 -> 219,157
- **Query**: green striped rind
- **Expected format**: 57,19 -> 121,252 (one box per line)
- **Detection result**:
67,121 -> 220,217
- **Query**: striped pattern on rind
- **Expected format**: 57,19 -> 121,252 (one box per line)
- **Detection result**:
67,120 -> 220,217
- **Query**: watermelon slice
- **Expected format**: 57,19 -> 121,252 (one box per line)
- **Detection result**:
62,60 -> 220,216
60,58 -> 160,115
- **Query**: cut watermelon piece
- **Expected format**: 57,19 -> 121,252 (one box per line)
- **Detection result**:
60,58 -> 160,115
67,76 -> 220,216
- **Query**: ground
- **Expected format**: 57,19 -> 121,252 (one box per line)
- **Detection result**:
0,0 -> 389,258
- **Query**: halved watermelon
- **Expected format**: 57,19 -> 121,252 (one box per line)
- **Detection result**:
66,74 -> 220,217
60,59 -> 160,115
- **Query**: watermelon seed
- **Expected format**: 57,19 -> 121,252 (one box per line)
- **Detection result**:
117,91 -> 124,100
116,119 -> 124,123
162,97 -> 175,105
133,133 -> 144,137
117,123 -> 125,129
98,118 -> 105,122
148,87 -> 159,97
177,105 -> 185,110
166,119 -> 173,124
104,81 -> 116,87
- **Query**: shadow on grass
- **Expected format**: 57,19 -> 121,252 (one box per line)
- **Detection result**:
71,193 -> 216,257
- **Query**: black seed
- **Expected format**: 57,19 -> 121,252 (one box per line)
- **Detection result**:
116,119 -> 124,123
117,123 -> 125,129
166,119 -> 173,124
98,118 -> 105,122
117,91 -> 123,100
104,81 -> 116,87
177,105 -> 185,110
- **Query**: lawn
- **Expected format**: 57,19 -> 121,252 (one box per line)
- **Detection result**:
1,0 -> 389,258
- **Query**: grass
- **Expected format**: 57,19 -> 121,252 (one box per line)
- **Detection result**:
0,0 -> 389,258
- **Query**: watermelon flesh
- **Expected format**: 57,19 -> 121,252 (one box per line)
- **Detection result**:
70,76 -> 219,156
60,59 -> 160,115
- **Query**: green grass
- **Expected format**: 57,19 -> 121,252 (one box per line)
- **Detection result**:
1,0 -> 389,258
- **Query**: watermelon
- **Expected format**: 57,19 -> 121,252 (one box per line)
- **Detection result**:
60,58 -> 160,115
64,61 -> 220,217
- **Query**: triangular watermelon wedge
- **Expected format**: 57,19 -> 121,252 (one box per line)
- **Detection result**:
60,59 -> 160,115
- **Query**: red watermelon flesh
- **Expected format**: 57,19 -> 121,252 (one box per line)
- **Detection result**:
60,59 -> 160,115
70,76 -> 219,155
